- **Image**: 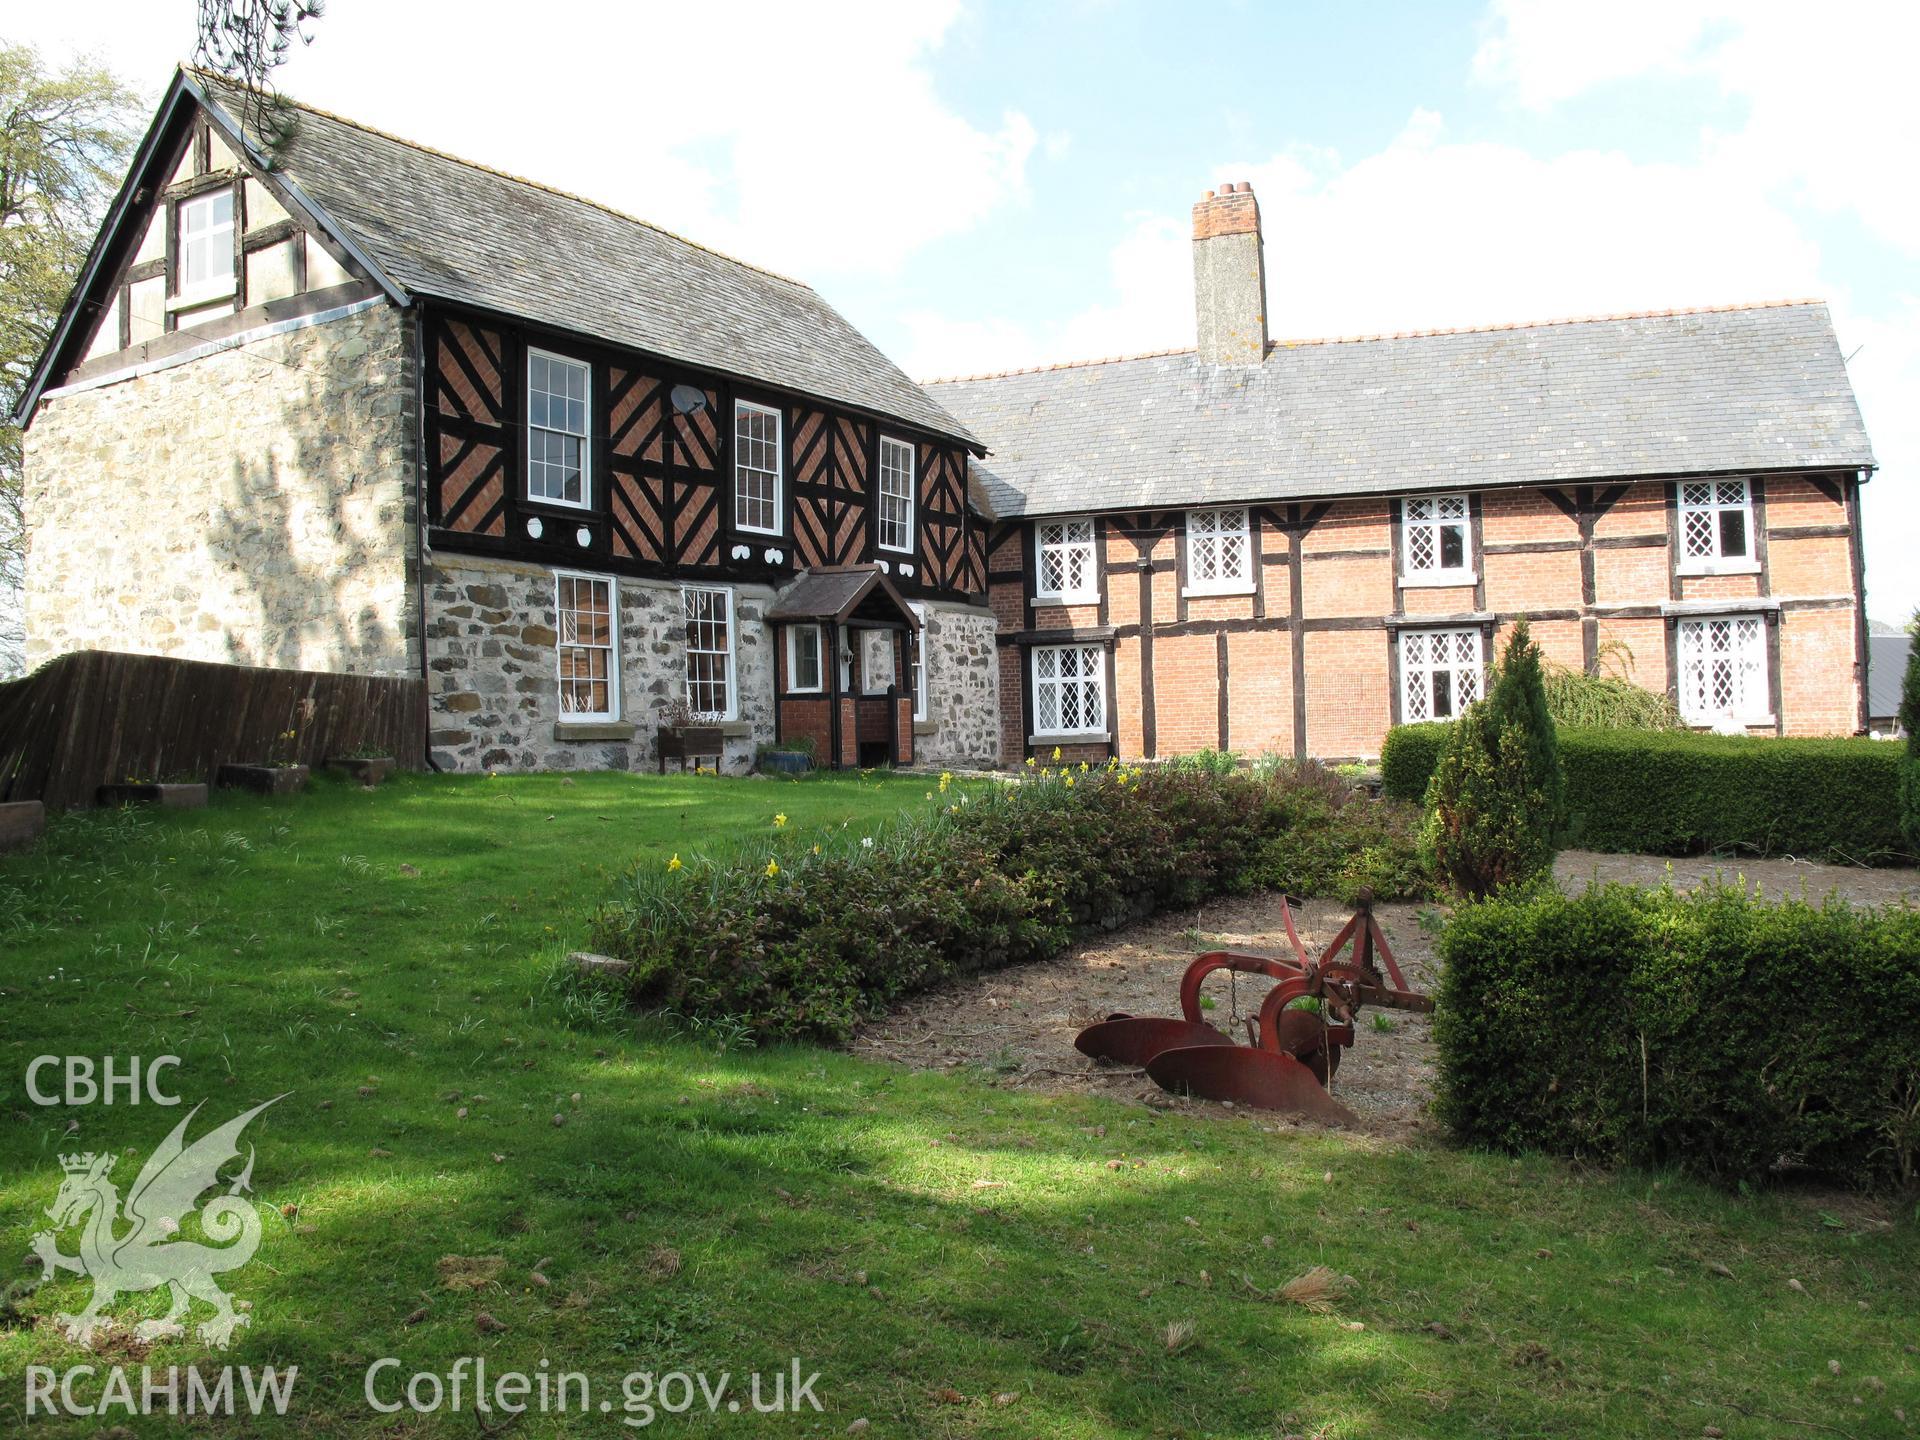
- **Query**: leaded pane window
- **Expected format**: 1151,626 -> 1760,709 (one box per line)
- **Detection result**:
528,350 -> 591,506
683,586 -> 734,720
734,402 -> 782,534
1403,494 -> 1471,579
1677,479 -> 1752,564
878,437 -> 914,553
177,189 -> 235,293
1036,519 -> 1097,600
556,574 -> 616,719
1187,508 -> 1251,592
1399,627 -> 1483,722
1677,615 -> 1768,723
1032,643 -> 1107,735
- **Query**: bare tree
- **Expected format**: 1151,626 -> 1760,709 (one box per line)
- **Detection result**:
0,45 -> 142,676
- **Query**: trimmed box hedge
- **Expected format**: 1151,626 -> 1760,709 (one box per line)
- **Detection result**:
1435,884 -> 1920,1188
1381,723 -> 1909,864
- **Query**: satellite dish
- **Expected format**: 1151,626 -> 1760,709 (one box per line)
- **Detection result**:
669,384 -> 709,415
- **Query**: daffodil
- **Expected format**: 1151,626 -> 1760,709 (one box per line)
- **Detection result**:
1051,746 -> 1062,762
1064,775 -> 1075,788
667,854 -> 683,872
938,772 -> 952,792
1025,757 -> 1036,768
1079,761 -> 1089,772
765,858 -> 780,878
811,844 -> 822,855
773,813 -> 788,828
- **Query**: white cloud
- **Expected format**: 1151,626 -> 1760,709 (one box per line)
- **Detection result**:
1473,0 -> 1920,255
10,0 -> 1035,280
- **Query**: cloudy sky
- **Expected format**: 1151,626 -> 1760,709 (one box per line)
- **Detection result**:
17,0 -> 1918,619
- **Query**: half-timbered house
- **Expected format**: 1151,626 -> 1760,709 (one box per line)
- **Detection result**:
16,81 -> 1881,775
16,71 -> 999,773
926,183 -> 1878,764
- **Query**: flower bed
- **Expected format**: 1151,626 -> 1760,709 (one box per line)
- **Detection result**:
589,761 -> 1429,1043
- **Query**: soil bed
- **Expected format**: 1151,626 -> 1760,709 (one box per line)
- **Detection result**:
851,850 -> 1920,1132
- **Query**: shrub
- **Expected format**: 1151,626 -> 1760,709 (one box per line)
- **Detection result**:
590,764 -> 1430,1044
1421,623 -> 1564,898
1541,668 -> 1683,730
1435,883 -> 1920,1188
1902,611 -> 1920,855
1382,725 -> 1908,864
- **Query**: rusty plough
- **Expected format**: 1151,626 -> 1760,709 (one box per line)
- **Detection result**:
1072,892 -> 1432,1125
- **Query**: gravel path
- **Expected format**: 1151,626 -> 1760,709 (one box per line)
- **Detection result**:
850,851 -> 1918,1132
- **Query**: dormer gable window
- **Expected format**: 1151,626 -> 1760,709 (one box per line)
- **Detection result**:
175,189 -> 235,299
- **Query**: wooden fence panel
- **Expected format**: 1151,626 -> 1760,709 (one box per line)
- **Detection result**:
0,650 -> 426,810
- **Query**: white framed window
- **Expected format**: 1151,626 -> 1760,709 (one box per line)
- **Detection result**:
1677,479 -> 1756,572
682,586 -> 736,720
1185,507 -> 1252,594
176,189 -> 235,296
878,437 -> 915,553
1399,628 -> 1483,722
861,629 -> 896,694
1032,643 -> 1107,737
734,401 -> 783,535
908,601 -> 929,722
1677,615 -> 1769,725
1035,518 -> 1098,602
785,623 -> 823,694
527,349 -> 591,508
555,572 -> 617,720
1402,494 -> 1473,584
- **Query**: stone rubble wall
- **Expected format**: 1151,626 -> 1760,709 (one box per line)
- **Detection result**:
23,303 -> 417,676
915,601 -> 1001,768
424,555 -> 776,774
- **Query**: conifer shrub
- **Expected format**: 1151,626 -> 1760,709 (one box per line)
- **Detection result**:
1420,622 -> 1564,898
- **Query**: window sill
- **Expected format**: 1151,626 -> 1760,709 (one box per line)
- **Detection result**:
1034,593 -> 1100,607
1400,570 -> 1478,589
1683,715 -> 1777,729
167,286 -> 236,312
553,720 -> 634,742
525,495 -> 593,513
913,719 -> 937,736
1676,560 -> 1761,577
1182,583 -> 1255,598
1030,731 -> 1110,745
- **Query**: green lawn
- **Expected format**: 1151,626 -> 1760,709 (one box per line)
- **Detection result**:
1,771 -> 1915,1437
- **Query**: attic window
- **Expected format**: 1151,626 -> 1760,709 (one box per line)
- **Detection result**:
177,189 -> 235,297
1677,480 -> 1756,573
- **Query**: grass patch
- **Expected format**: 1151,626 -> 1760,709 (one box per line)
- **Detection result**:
1,771 -> 1915,1437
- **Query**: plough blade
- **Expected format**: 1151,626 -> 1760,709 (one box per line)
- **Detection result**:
1074,1016 -> 1232,1068
1145,1044 -> 1358,1125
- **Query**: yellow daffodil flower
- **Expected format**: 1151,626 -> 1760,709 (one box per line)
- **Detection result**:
773,813 -> 788,828
667,854 -> 683,872
1051,746 -> 1062,761
765,858 -> 780,878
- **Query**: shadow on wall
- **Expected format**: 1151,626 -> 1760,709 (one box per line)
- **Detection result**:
201,358 -> 408,674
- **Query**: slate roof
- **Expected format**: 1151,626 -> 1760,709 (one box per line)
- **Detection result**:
768,566 -> 918,625
194,76 -> 976,447
925,302 -> 1875,520
1868,634 -> 1911,721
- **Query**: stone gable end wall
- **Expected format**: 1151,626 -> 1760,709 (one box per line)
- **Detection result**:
24,303 -> 417,676
914,602 -> 1000,768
